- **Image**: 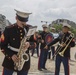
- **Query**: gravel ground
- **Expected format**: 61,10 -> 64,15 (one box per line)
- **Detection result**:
0,47 -> 76,75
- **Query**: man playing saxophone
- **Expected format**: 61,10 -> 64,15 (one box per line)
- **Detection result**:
45,23 -> 75,75
1,9 -> 36,75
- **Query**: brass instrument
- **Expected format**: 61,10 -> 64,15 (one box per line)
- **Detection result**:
14,26 -> 37,71
59,33 -> 74,57
14,36 -> 29,71
52,33 -> 74,58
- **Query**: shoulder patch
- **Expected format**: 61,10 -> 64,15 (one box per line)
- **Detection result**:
1,34 -> 5,42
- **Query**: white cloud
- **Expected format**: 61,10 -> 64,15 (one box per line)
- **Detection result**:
0,0 -> 76,30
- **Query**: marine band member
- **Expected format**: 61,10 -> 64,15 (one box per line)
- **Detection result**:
1,9 -> 36,75
45,24 -> 75,75
38,24 -> 50,71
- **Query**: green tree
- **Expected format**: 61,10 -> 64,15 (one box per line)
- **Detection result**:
70,28 -> 76,37
50,24 -> 62,32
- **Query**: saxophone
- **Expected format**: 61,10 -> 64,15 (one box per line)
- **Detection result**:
14,36 -> 29,71
14,26 -> 37,71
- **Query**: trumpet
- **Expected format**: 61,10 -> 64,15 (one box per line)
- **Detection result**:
52,33 -> 74,58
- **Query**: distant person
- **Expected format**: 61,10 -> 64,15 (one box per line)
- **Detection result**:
38,24 -> 50,71
48,27 -> 55,60
30,32 -> 39,57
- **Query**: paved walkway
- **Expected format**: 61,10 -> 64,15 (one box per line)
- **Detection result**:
0,72 -> 76,75
0,47 -> 76,75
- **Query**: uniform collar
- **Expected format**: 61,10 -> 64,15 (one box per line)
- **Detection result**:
15,23 -> 26,30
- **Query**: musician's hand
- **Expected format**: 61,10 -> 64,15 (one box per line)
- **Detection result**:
61,43 -> 66,47
44,45 -> 48,49
12,54 -> 19,62
24,42 -> 30,50
38,35 -> 41,38
42,40 -> 44,43
72,39 -> 75,42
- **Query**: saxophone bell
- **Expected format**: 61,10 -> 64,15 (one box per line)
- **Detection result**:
23,53 -> 29,62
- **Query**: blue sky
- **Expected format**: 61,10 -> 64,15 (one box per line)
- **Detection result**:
0,0 -> 76,30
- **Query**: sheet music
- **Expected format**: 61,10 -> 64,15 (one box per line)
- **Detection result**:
26,26 -> 37,37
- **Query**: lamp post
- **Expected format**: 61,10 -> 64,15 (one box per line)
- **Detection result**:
41,21 -> 49,24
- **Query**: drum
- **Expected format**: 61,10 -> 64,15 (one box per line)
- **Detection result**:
45,33 -> 53,45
